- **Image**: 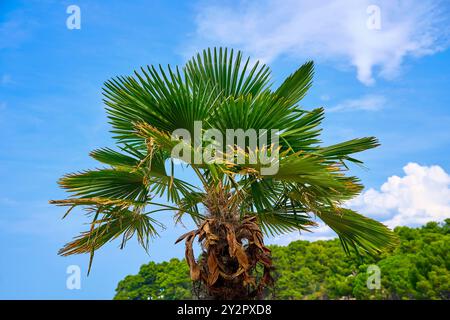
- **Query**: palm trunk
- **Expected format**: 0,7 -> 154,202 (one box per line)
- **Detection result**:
176,216 -> 274,300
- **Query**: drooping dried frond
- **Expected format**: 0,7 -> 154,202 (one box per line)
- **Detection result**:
176,216 -> 273,299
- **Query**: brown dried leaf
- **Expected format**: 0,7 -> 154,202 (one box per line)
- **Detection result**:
261,267 -> 274,286
257,252 -> 272,267
219,267 -> 245,280
253,232 -> 264,250
235,245 -> 249,270
185,234 -> 201,281
224,224 -> 237,257
175,230 -> 195,244
190,265 -> 201,281
243,272 -> 256,287
201,220 -> 219,242
207,251 -> 220,286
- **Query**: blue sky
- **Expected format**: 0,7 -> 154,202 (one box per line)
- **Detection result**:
0,0 -> 449,299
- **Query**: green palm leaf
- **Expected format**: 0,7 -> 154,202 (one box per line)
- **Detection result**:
275,60 -> 314,106
60,169 -> 146,200
318,208 -> 399,255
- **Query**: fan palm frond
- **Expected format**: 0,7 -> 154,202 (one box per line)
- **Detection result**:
51,47 -> 398,275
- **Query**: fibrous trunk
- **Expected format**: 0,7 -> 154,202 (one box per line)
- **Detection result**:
176,216 -> 273,300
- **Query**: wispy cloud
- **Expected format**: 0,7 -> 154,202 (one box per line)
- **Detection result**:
0,7 -> 37,51
1,74 -> 13,85
327,94 -> 386,112
192,0 -> 450,85
0,19 -> 28,50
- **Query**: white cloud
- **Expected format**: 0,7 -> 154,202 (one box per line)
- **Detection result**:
348,163 -> 450,228
328,94 -> 386,112
271,162 -> 450,244
192,0 -> 449,85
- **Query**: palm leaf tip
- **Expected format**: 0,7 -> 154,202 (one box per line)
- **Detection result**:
320,137 -> 380,165
57,206 -> 162,275
275,60 -> 314,105
318,208 -> 398,256
89,147 -> 139,167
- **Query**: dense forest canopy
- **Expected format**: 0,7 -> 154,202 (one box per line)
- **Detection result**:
114,220 -> 449,300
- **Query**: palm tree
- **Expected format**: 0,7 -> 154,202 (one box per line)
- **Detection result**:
50,47 -> 398,300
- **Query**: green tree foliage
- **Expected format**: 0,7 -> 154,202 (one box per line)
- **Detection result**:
353,220 -> 450,299
114,258 -> 191,300
114,220 -> 449,300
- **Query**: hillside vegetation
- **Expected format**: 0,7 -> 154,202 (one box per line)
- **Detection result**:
114,220 -> 449,300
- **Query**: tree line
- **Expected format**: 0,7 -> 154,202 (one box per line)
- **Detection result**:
114,220 -> 449,300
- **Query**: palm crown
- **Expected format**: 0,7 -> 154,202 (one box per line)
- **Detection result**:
51,48 -> 397,298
